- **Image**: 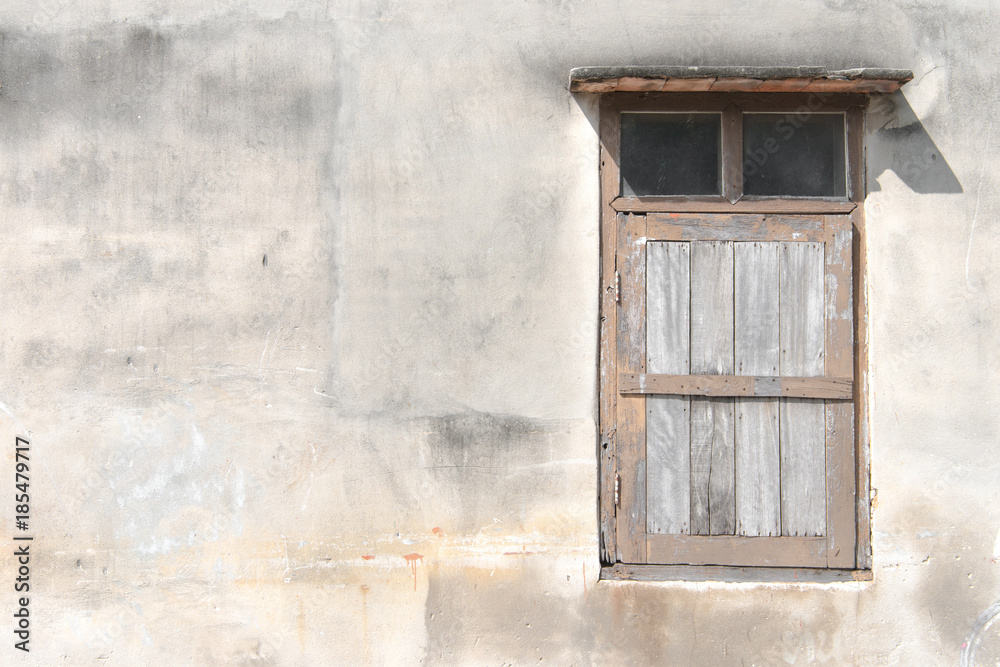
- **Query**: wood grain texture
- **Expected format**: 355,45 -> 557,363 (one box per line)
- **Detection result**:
735,242 -> 781,537
778,376 -> 852,398
735,243 -> 780,377
646,242 -> 691,534
852,208 -> 872,570
754,78 -> 814,92
615,76 -> 666,92
619,373 -> 852,399
660,77 -> 716,92
690,242 -> 735,535
647,213 -> 828,242
615,197 -> 856,214
847,106 -> 866,203
571,80 -> 618,93
615,213 -> 647,562
800,78 -> 903,93
825,216 -> 856,567
598,97 -> 621,564
723,104 -> 743,203
711,77 -> 766,92
586,91 -> 873,109
646,534 -> 827,567
846,106 -> 864,542
779,241 -> 826,537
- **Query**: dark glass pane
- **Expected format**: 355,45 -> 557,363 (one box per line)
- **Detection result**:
620,113 -> 721,196
743,113 -> 846,197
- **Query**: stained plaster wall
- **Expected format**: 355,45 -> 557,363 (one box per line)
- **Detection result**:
0,0 -> 998,664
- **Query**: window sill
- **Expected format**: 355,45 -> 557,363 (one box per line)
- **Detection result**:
601,563 -> 873,584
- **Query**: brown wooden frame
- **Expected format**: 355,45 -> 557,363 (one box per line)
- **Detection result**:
597,92 -> 872,581
570,67 -> 912,95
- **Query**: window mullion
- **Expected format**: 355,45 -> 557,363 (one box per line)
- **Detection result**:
722,103 -> 744,203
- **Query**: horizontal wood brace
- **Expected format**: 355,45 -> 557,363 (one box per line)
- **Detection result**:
596,92 -> 871,112
619,373 -> 853,399
645,213 -> 829,242
647,535 -> 828,567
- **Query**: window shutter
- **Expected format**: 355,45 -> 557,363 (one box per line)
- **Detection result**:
615,212 -> 856,568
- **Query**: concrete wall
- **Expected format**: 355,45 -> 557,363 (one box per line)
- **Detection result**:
1,0 -> 998,664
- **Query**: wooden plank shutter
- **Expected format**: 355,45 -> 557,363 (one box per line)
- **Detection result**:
616,212 -> 856,568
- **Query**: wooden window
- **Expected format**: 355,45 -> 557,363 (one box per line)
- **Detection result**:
598,93 -> 871,582
620,113 -> 722,196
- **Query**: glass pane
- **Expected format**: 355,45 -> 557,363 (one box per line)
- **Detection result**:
743,113 -> 846,197
620,113 -> 721,196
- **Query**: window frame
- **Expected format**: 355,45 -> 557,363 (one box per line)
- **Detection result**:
598,92 -> 872,582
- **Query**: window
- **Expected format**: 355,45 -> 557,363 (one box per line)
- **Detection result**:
620,112 -> 722,196
588,85 -> 893,582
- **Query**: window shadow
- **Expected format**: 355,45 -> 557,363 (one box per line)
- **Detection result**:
867,92 -> 963,194
573,89 -> 963,195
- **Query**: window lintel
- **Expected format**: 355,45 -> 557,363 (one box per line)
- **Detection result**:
570,65 -> 912,94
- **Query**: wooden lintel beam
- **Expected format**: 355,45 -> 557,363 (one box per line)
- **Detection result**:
569,68 -> 913,94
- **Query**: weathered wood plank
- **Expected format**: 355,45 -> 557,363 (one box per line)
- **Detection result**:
598,97 -> 621,564
733,92 -> 869,110
660,77 -> 716,91
616,76 -> 666,92
780,241 -> 827,537
801,78 -> 884,93
735,244 -> 780,378
778,376 -> 850,398
846,107 -> 866,567
571,74 -> 904,94
825,216 -> 856,568
619,374 -> 852,399
646,397 -> 692,532
601,563 -> 872,583
847,106 -> 866,203
852,207 -> 872,570
600,92 -> 867,114
647,213 -> 828,242
646,534 -> 827,568
646,242 -> 691,535
690,241 -> 735,535
711,77 -> 765,92
615,213 -> 647,563
735,242 -> 781,537
570,80 -> 618,93
614,197 -> 856,215
625,373 -> 749,395
754,78 -> 814,92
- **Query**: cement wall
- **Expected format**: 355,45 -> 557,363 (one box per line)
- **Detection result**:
1,0 -> 998,664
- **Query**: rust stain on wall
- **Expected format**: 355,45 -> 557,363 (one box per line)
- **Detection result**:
403,553 -> 424,592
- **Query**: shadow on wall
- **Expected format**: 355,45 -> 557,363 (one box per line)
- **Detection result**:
868,91 -> 963,194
